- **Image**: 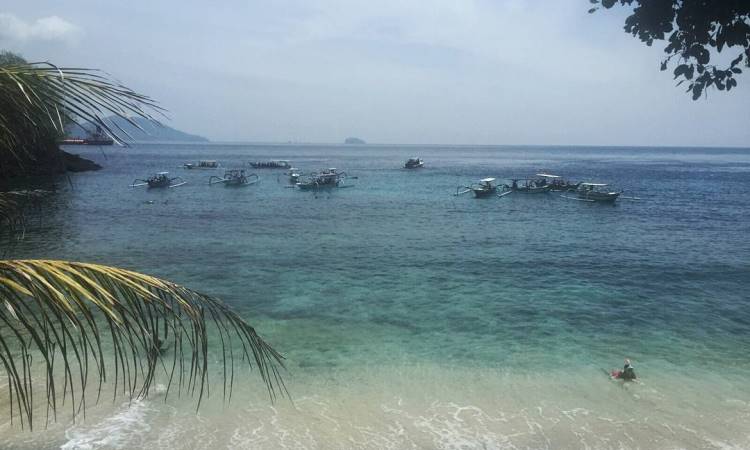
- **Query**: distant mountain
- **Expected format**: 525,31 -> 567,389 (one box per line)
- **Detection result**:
344,137 -> 366,144
67,117 -> 209,143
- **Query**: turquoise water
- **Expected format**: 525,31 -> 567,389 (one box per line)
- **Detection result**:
2,143 -> 750,449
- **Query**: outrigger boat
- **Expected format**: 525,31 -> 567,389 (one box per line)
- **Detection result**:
456,178 -> 500,198
404,157 -> 424,169
564,182 -> 622,203
535,173 -> 578,192
209,169 -> 259,187
184,160 -> 219,170
249,160 -> 291,169
508,178 -> 552,194
131,172 -> 186,188
296,168 -> 350,190
281,167 -> 303,185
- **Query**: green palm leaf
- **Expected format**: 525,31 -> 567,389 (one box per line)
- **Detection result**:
0,59 -> 165,168
0,259 -> 285,430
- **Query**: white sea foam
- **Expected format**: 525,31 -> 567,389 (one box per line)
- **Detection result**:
61,400 -> 152,450
0,364 -> 747,449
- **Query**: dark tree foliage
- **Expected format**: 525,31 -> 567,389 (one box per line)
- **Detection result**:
589,0 -> 750,100
0,50 -> 162,178
0,51 -> 62,177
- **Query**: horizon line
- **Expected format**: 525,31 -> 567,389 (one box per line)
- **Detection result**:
136,140 -> 750,150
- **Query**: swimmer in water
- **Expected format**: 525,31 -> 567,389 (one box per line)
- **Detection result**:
611,358 -> 637,381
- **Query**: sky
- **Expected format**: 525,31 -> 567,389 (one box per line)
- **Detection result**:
1,1 -> 748,146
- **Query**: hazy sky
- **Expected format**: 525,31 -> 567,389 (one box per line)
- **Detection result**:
1,1 -> 748,146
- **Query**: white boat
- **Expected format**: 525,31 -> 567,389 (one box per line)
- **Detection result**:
404,157 -> 424,169
285,168 -> 303,184
456,177 -> 498,198
535,173 -> 578,192
296,168 -> 349,190
509,178 -> 552,194
131,172 -> 186,189
209,169 -> 259,187
569,182 -> 622,202
184,160 -> 219,169
249,160 -> 291,169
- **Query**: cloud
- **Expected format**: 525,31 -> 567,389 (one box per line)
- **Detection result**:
0,13 -> 82,44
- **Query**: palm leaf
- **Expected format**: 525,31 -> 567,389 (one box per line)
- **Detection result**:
0,62 -> 165,168
0,190 -> 49,241
0,259 -> 285,430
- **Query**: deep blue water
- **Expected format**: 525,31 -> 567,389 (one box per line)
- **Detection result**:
7,143 -> 750,373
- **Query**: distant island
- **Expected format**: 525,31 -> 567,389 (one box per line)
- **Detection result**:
344,137 -> 366,145
67,116 -> 209,143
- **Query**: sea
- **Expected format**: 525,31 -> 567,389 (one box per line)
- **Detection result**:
1,143 -> 749,449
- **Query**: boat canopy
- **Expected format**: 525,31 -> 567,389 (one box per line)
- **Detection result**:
480,177 -> 496,183
536,173 -> 561,178
580,182 -> 608,186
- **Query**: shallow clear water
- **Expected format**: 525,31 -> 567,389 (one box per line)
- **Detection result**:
2,143 -> 750,449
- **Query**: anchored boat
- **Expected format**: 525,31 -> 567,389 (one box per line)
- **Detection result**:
296,168 -> 350,190
60,126 -> 114,146
535,173 -> 579,192
508,178 -> 552,194
279,167 -> 304,185
566,183 -> 622,203
249,160 -> 291,169
456,178 -> 499,198
131,172 -> 186,188
209,169 -> 259,187
404,157 -> 424,169
184,160 -> 219,170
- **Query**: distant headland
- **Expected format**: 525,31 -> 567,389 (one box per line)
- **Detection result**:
344,137 -> 366,145
68,116 -> 209,143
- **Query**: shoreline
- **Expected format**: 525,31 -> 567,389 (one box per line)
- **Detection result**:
2,364 -> 749,449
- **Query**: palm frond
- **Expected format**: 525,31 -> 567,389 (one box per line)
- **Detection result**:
0,190 -> 49,241
0,62 -> 165,167
0,259 -> 285,430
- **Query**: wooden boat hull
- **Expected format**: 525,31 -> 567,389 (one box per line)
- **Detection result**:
250,162 -> 291,169
577,191 -> 621,202
210,171 -> 258,187
549,184 -> 578,192
184,165 -> 218,170
472,187 -> 496,198
513,185 -> 551,194
296,170 -> 346,190
297,181 -> 340,190
147,180 -> 171,188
